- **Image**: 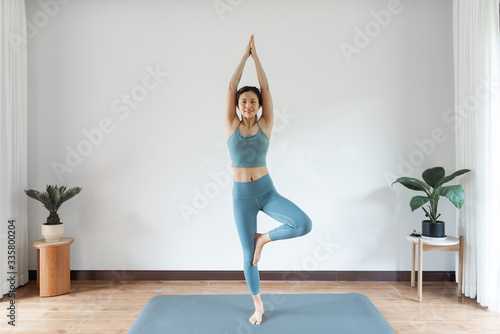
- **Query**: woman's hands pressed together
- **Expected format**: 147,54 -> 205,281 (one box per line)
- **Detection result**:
250,35 -> 258,59
243,35 -> 253,59
244,34 -> 259,60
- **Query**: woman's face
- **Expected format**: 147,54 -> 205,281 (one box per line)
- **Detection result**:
238,91 -> 260,119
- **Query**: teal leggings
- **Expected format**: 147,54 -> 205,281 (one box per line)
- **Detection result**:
232,173 -> 312,295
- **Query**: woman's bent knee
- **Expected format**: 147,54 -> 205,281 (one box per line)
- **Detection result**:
299,216 -> 312,236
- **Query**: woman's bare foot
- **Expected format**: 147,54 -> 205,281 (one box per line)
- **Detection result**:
253,233 -> 272,266
249,297 -> 264,325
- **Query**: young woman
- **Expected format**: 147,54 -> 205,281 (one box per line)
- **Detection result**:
225,35 -> 313,325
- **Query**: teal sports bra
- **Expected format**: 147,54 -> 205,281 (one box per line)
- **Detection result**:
227,119 -> 269,167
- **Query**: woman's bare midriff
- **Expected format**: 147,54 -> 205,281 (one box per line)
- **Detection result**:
233,166 -> 269,182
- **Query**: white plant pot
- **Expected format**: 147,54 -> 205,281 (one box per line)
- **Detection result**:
41,223 -> 64,243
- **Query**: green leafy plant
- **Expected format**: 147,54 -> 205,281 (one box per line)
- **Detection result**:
25,185 -> 82,225
392,167 -> 470,223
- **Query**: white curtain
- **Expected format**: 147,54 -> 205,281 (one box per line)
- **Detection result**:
453,0 -> 500,312
0,0 -> 29,296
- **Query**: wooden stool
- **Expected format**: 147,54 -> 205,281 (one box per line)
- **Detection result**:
32,237 -> 74,297
407,234 -> 463,302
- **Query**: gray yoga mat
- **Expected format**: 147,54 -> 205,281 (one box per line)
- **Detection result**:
128,293 -> 394,334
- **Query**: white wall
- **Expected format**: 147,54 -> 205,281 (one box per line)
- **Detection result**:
26,0 -> 459,273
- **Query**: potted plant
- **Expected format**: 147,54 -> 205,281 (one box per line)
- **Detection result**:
392,166 -> 470,238
25,185 -> 82,242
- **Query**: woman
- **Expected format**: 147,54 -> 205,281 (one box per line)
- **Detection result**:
225,35 -> 313,325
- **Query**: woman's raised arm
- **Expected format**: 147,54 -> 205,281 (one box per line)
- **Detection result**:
251,37 -> 273,129
225,36 -> 252,130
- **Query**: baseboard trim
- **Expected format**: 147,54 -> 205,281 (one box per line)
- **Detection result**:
28,270 -> 456,282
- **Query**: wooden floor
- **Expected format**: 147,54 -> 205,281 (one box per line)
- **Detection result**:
0,280 -> 499,333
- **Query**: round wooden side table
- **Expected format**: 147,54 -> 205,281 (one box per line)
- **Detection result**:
32,237 -> 74,297
406,234 -> 463,302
